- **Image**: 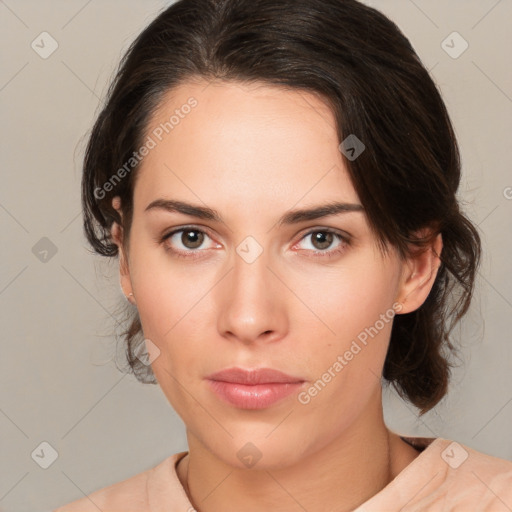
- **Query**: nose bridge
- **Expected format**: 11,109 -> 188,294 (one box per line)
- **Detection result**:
216,242 -> 287,343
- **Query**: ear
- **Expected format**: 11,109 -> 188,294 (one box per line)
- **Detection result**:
111,197 -> 135,305
395,229 -> 443,315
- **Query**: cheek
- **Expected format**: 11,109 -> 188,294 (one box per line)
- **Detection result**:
127,250 -> 209,384
130,245 -> 211,335
298,258 -> 398,397
133,264 -> 208,421
301,257 -> 398,344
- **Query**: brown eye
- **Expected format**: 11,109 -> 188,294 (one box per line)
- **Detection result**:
310,231 -> 334,250
161,226 -> 218,259
294,228 -> 350,259
181,229 -> 204,249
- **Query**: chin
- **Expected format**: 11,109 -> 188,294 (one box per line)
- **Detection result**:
203,432 -> 314,471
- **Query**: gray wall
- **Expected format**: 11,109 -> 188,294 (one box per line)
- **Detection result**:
1,1 -> 511,510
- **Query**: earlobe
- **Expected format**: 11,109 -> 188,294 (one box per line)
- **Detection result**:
111,216 -> 135,304
118,246 -> 135,304
117,245 -> 134,302
395,232 -> 443,314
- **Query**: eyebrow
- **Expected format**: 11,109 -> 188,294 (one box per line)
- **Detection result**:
144,199 -> 364,226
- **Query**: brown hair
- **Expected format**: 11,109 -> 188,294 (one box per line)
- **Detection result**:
82,0 -> 481,415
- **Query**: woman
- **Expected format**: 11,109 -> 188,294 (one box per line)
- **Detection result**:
55,0 -> 512,510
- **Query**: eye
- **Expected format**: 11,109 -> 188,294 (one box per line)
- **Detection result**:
294,229 -> 350,258
160,226 -> 350,260
161,226 -> 219,258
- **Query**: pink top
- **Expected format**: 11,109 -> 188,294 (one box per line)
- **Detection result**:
54,437 -> 512,511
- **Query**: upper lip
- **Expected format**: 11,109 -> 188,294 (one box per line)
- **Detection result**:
206,367 -> 305,385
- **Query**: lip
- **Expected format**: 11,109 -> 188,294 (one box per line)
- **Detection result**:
206,367 -> 306,409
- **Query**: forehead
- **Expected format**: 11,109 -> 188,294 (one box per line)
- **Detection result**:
135,80 -> 360,212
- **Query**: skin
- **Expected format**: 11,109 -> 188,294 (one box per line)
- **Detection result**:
111,79 -> 442,512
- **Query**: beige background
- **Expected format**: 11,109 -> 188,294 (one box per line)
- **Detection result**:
1,0 -> 511,510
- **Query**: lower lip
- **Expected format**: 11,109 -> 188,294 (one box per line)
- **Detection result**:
207,380 -> 304,409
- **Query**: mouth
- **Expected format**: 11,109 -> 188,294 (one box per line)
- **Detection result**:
205,367 -> 306,409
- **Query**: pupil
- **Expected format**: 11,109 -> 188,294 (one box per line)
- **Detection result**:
313,231 -> 333,250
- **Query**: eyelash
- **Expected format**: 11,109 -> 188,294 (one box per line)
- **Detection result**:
160,226 -> 350,260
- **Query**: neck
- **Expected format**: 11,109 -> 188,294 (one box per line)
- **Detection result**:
177,395 -> 418,512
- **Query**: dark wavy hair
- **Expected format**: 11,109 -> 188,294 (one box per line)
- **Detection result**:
82,0 -> 481,415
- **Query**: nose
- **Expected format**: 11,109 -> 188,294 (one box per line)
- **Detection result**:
216,247 -> 289,346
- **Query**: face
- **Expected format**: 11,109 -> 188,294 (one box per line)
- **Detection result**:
118,80 -> 411,469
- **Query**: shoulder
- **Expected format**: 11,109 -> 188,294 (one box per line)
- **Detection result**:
403,438 -> 512,511
446,439 -> 512,508
359,437 -> 512,512
53,453 -> 186,512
